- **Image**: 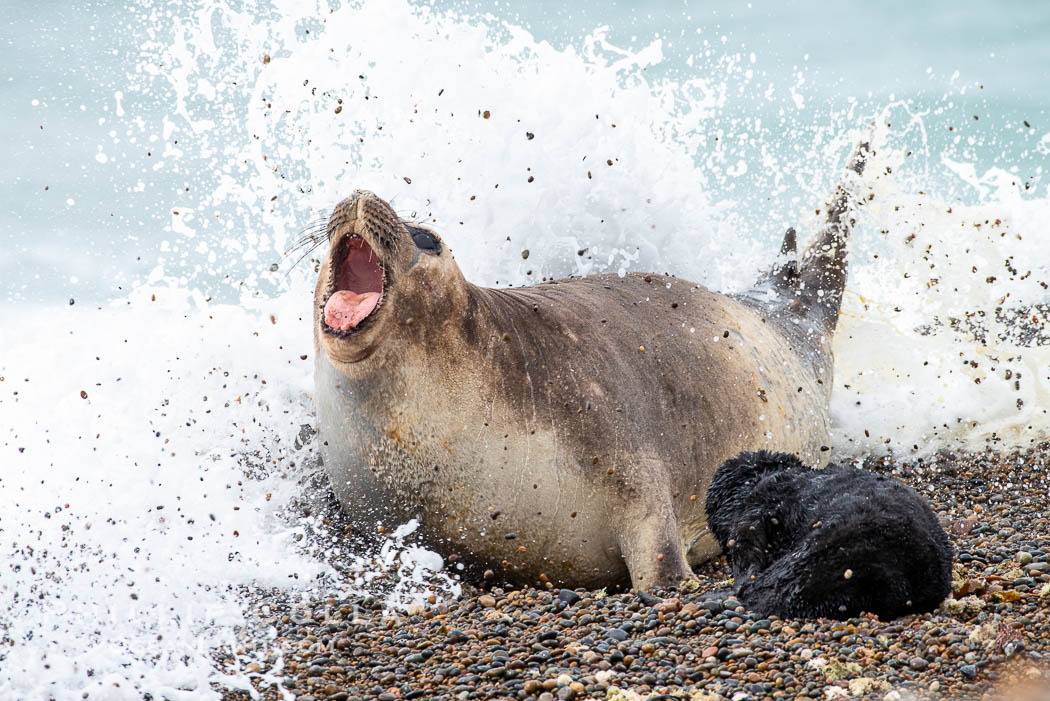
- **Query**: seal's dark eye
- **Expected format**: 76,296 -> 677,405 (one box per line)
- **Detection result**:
408,226 -> 441,253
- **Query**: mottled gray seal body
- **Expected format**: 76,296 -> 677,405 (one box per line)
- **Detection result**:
313,144 -> 868,590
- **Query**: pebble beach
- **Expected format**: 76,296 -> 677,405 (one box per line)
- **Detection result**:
216,447 -> 1050,701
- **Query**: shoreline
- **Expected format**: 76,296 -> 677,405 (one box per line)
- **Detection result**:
219,447 -> 1050,701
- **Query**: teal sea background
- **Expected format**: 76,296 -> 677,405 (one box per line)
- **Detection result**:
3,0 -> 1047,304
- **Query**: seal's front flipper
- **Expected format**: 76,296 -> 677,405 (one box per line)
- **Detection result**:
734,541 -> 857,619
618,500 -> 694,590
702,587 -> 735,600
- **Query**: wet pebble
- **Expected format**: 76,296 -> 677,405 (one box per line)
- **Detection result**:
557,589 -> 580,606
219,447 -> 1050,701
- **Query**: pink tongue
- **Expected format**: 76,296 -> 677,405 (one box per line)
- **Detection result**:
324,290 -> 381,331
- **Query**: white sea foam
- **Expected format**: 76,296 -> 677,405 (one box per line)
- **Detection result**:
0,277 -> 458,699
1,282 -> 321,698
3,0 -> 1049,697
831,119 -> 1050,455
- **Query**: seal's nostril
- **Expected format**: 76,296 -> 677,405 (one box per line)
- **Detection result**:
350,189 -> 375,206
351,190 -> 375,220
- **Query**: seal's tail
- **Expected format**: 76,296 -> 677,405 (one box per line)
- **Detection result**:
784,139 -> 871,331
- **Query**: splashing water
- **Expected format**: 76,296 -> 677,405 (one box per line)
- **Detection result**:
2,0 -> 1048,697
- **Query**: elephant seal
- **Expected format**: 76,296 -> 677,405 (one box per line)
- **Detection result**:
313,142 -> 869,590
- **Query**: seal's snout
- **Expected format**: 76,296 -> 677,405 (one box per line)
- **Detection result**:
341,189 -> 377,220
327,190 -> 399,242
320,190 -> 407,335
327,191 -> 371,232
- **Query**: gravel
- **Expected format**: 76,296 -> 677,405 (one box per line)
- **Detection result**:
217,446 -> 1050,700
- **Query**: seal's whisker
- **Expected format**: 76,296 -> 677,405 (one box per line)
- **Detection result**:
396,210 -> 438,231
392,203 -> 431,223
286,233 -> 328,255
284,242 -> 324,260
294,218 -> 329,236
284,238 -> 330,277
291,230 -> 327,245
286,223 -> 331,253
293,215 -> 329,234
289,225 -> 326,240
281,213 -> 334,275
292,234 -> 329,258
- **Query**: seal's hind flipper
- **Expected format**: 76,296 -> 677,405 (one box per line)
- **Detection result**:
779,227 -> 798,259
794,138 -> 872,331
770,227 -> 799,286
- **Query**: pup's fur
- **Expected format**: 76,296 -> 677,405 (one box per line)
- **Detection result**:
704,450 -> 953,619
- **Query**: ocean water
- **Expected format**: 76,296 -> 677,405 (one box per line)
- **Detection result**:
2,0 -> 1049,697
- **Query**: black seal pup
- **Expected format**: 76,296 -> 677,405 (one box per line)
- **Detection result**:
705,450 -> 953,619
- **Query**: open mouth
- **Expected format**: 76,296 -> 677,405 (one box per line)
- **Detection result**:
323,235 -> 385,333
